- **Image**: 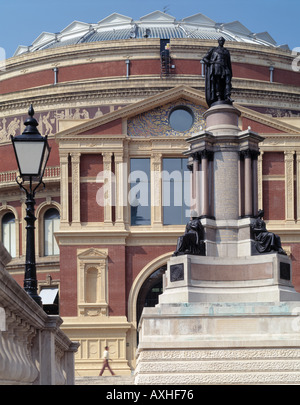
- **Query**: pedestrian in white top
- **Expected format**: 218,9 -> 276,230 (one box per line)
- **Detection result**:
99,346 -> 116,376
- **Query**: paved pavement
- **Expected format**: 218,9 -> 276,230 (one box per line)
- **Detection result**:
75,375 -> 135,385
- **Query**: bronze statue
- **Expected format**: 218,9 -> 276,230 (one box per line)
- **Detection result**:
202,37 -> 233,107
251,209 -> 286,255
173,212 -> 205,256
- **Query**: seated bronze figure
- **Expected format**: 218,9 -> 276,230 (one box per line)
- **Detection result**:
251,209 -> 286,255
173,212 -> 205,256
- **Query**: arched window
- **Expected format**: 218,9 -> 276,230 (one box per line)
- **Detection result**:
2,212 -> 16,258
44,208 -> 60,256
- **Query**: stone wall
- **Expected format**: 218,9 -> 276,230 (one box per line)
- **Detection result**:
0,243 -> 79,385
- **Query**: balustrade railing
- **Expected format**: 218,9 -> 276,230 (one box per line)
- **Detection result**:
0,166 -> 60,185
0,243 -> 78,385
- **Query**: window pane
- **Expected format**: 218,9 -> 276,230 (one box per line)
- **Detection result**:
44,208 -> 60,256
53,217 -> 60,255
2,213 -> 16,257
44,218 -> 53,256
169,108 -> 194,132
130,159 -> 151,225
10,220 -> 16,258
163,158 -> 190,225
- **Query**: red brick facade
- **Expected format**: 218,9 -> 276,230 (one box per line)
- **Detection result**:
1,32 -> 300,374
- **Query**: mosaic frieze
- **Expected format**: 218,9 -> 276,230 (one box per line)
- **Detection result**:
247,106 -> 300,118
127,99 -> 207,137
0,105 -> 125,144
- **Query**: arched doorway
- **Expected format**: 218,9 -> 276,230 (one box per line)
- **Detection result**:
126,252 -> 172,369
136,265 -> 167,327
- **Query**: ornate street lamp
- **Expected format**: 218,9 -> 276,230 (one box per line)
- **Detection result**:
11,105 -> 51,306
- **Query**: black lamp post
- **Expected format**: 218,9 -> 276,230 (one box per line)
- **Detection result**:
11,105 -> 51,306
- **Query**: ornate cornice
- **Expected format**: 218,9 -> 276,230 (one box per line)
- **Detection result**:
235,103 -> 300,134
0,74 -> 299,117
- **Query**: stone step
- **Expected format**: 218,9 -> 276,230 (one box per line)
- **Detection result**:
75,375 -> 135,385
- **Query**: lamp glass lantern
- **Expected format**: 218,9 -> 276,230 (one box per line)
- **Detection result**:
11,105 -> 50,182
10,105 -> 51,307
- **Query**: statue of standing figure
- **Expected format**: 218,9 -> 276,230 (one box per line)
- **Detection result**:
202,37 -> 233,107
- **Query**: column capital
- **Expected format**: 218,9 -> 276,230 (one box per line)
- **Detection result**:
200,149 -> 214,161
240,149 -> 260,160
191,152 -> 201,161
284,150 -> 295,161
102,152 -> 113,166
70,152 -> 81,162
113,152 -> 124,163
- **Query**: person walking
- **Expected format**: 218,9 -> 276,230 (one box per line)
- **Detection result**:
99,346 -> 116,376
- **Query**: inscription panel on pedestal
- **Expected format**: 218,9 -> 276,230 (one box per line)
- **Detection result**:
280,262 -> 291,280
170,263 -> 184,282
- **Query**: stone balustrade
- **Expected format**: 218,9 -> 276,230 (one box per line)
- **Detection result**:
0,243 -> 79,385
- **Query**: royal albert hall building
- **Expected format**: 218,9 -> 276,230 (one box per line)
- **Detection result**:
1,10 -> 300,375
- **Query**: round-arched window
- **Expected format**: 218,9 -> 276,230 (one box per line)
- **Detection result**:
169,106 -> 194,132
2,212 -> 16,258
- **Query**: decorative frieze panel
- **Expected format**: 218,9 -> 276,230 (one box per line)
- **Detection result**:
0,105 -> 125,144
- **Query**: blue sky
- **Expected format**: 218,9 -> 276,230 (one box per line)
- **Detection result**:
0,0 -> 299,57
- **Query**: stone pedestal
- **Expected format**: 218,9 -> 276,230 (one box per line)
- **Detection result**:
135,103 -> 300,385
135,301 -> 300,385
135,251 -> 300,384
160,253 -> 300,304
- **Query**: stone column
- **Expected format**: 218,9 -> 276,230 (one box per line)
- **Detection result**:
186,159 -> 194,214
296,152 -> 300,222
114,152 -> 126,226
192,153 -> 200,215
205,105 -> 241,221
257,151 -> 264,212
200,150 -> 213,218
252,151 -> 259,216
238,152 -> 244,218
151,153 -> 162,226
102,152 -> 113,224
284,151 -> 295,223
71,152 -> 81,225
213,149 -> 240,220
59,153 -> 69,224
244,149 -> 253,217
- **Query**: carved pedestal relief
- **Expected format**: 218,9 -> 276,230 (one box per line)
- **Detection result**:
77,248 -> 109,317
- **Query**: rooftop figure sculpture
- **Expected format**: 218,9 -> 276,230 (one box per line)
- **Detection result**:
202,36 -> 233,107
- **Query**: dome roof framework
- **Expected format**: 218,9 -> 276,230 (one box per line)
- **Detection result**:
14,10 -> 285,57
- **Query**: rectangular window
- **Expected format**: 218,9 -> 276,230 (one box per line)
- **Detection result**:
130,158 -> 151,226
162,158 -> 190,225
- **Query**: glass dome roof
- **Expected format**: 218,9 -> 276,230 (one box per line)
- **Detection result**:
14,10 -> 287,57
